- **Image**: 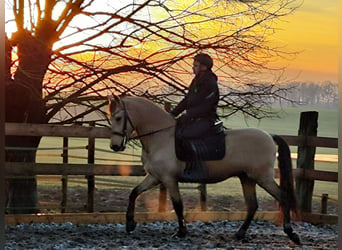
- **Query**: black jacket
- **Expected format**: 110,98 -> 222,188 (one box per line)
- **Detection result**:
171,70 -> 219,120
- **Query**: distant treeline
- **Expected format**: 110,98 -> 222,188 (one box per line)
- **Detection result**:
278,82 -> 338,109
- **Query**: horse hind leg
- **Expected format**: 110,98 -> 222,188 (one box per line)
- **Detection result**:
235,175 -> 258,240
126,175 -> 160,234
257,178 -> 300,245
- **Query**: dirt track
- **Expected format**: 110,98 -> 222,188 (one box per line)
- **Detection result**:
5,220 -> 337,249
5,187 -> 338,249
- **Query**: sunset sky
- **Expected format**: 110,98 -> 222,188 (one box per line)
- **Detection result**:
5,0 -> 338,84
273,0 -> 338,83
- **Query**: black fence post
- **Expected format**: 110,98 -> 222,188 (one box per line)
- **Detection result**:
158,184 -> 167,212
61,137 -> 68,213
321,193 -> 328,214
198,184 -> 207,211
87,122 -> 95,213
295,111 -> 318,213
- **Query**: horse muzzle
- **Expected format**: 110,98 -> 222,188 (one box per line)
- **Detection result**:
110,132 -> 128,152
110,143 -> 126,152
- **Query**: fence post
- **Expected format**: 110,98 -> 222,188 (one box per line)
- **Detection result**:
321,193 -> 328,214
61,137 -> 68,213
198,184 -> 207,211
158,184 -> 167,212
87,122 -> 95,213
295,111 -> 318,213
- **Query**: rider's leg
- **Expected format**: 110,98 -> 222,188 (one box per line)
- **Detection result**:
180,119 -> 212,139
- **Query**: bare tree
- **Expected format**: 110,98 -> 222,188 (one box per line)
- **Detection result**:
5,0 -> 299,213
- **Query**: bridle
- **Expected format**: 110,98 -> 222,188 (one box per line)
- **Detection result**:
110,100 -> 174,148
110,101 -> 134,148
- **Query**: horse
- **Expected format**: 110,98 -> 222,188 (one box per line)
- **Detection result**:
108,95 -> 300,245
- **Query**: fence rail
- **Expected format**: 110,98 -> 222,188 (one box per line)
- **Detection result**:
281,135 -> 338,148
4,122 -> 338,148
5,162 -> 338,182
5,122 -> 110,138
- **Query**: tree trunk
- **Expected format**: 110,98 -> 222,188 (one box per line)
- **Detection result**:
6,146 -> 40,214
5,83 -> 45,213
5,31 -> 50,214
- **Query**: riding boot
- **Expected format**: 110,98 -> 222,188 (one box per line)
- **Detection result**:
182,142 -> 208,181
183,160 -> 208,181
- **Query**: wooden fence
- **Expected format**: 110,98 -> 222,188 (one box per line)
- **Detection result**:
4,111 -> 338,216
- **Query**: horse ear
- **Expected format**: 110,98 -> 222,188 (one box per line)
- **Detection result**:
107,95 -> 122,115
114,95 -> 122,105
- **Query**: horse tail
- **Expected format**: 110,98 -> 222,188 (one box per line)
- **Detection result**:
272,134 -> 297,213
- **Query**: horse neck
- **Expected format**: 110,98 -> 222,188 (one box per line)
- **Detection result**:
125,97 -> 175,138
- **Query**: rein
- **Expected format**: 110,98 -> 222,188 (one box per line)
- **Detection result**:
130,125 -> 175,140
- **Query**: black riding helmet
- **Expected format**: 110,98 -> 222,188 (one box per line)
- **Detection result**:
194,53 -> 213,69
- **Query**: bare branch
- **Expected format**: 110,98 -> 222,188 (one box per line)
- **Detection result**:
6,0 -> 304,125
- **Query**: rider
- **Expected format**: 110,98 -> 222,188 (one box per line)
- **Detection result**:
170,53 -> 219,140
170,53 -> 220,176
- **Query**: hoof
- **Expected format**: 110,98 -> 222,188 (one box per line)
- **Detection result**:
172,227 -> 187,238
126,220 -> 137,234
289,232 -> 301,245
284,224 -> 300,245
235,230 -> 246,240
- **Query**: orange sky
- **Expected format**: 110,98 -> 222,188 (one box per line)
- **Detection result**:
5,1 -> 338,84
272,1 -> 338,83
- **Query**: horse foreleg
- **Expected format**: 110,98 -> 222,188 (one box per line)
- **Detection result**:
236,175 -> 258,240
126,175 -> 160,234
164,180 -> 187,237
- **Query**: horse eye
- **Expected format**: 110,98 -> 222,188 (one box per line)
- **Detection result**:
115,116 -> 122,122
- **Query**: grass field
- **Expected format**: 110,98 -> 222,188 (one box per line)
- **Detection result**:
36,107 -> 338,207
225,107 -> 337,137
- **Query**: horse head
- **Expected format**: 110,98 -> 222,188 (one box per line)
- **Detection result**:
108,95 -> 134,152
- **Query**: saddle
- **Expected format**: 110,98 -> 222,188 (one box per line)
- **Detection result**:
175,120 -> 226,162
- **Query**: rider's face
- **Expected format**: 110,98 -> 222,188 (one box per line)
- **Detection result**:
192,60 -> 207,75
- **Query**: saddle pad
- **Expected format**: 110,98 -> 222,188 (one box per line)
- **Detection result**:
175,130 -> 226,161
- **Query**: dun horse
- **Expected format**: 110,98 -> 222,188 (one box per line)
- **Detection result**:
108,95 -> 300,244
